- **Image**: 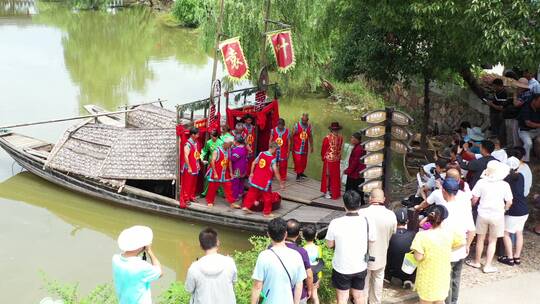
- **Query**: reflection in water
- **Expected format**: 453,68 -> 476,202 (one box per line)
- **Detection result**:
33,3 -> 208,109
0,0 -> 38,16
0,172 -> 250,279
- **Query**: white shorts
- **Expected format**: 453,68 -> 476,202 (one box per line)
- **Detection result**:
504,214 -> 529,233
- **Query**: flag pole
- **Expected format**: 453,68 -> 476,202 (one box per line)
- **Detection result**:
208,0 -> 225,105
260,0 -> 272,74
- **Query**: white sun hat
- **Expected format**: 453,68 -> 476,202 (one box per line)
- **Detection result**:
481,160 -> 510,181
506,156 -> 520,170
117,225 -> 153,252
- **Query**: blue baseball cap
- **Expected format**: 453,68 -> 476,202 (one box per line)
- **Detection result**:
442,177 -> 460,195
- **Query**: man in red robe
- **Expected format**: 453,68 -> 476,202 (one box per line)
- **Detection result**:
180,127 -> 200,208
344,132 -> 366,197
242,142 -> 284,217
320,122 -> 343,200
205,137 -> 240,208
269,118 -> 290,181
291,113 -> 313,181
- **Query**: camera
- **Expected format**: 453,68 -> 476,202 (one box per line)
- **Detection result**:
365,254 -> 375,263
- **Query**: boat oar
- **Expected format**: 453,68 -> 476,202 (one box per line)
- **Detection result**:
0,109 -> 135,129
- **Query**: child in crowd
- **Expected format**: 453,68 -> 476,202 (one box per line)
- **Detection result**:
302,224 -> 322,304
231,136 -> 248,201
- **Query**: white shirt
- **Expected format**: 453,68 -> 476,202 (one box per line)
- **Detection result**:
517,163 -> 532,197
529,78 -> 540,94
427,186 -> 472,206
438,193 -> 475,262
359,205 -> 397,270
326,213 -> 377,274
472,178 -> 513,218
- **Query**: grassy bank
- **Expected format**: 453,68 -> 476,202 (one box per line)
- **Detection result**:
42,237 -> 337,304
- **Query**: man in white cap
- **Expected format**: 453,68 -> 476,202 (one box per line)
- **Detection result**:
112,226 -> 162,304
466,161 -> 513,273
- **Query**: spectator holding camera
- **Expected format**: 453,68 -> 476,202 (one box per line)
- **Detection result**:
360,189 -> 397,304
326,190 -> 376,304
112,226 -> 162,304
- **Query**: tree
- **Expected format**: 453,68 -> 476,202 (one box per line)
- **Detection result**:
332,0 -> 540,149
199,0 -> 335,92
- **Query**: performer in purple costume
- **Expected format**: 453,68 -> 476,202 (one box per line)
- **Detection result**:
231,136 -> 248,201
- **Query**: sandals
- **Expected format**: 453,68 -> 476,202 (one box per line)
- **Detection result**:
497,256 -> 515,266
514,257 -> 521,265
465,260 -> 481,269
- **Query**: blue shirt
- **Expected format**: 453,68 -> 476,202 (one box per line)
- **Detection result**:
252,246 -> 307,304
112,254 -> 161,304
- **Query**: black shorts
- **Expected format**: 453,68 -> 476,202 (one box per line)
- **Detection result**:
331,269 -> 367,291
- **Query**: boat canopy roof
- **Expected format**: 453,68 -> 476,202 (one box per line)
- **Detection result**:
45,122 -> 176,183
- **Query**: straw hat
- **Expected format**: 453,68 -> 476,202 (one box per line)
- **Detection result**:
481,160 -> 510,181
516,77 -> 530,89
465,127 -> 484,142
506,156 -> 520,170
117,226 -> 153,252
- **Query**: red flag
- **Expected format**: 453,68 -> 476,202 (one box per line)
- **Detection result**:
267,30 -> 295,73
219,37 -> 250,81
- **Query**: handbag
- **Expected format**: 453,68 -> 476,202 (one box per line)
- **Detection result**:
401,251 -> 418,274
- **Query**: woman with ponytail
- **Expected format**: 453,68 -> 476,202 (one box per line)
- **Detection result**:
410,205 -> 465,304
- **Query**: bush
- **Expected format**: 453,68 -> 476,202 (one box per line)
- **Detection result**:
171,0 -> 207,28
43,236 -> 337,303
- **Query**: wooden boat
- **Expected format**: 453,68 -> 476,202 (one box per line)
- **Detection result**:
0,104 -> 343,234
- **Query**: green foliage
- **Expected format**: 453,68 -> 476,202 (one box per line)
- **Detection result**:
171,0 -> 207,27
333,0 -> 540,84
41,272 -> 116,304
331,79 -> 386,113
42,236 -> 337,304
199,0 -> 335,92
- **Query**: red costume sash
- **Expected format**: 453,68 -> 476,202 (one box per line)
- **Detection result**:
323,133 -> 343,162
183,138 -> 200,175
249,151 -> 276,191
271,127 -> 290,160
292,122 -> 312,154
207,146 -> 232,182
243,124 -> 256,157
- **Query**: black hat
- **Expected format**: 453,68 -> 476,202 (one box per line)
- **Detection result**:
394,207 -> 408,224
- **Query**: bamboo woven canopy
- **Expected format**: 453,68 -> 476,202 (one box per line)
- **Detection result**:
45,122 -> 177,184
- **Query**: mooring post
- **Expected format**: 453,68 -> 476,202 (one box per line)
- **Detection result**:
382,107 -> 394,199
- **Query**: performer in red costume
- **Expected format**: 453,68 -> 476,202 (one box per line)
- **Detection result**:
291,113 -> 314,181
180,127 -> 201,208
243,114 -> 257,169
269,118 -> 290,181
205,137 -> 240,208
320,122 -> 344,200
242,142 -> 284,217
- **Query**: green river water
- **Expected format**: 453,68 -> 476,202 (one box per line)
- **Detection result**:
0,3 -> 365,302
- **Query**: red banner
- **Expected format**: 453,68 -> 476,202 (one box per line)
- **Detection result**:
267,30 -> 295,73
219,37 -> 249,81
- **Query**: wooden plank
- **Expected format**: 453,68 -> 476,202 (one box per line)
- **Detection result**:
190,196 -> 301,220
24,148 -> 50,159
278,183 -> 323,203
282,205 -> 340,224
312,196 -> 345,211
3,134 -> 48,149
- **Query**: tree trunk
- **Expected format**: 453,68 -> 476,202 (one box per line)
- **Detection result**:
421,77 -> 430,152
459,66 -> 486,99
